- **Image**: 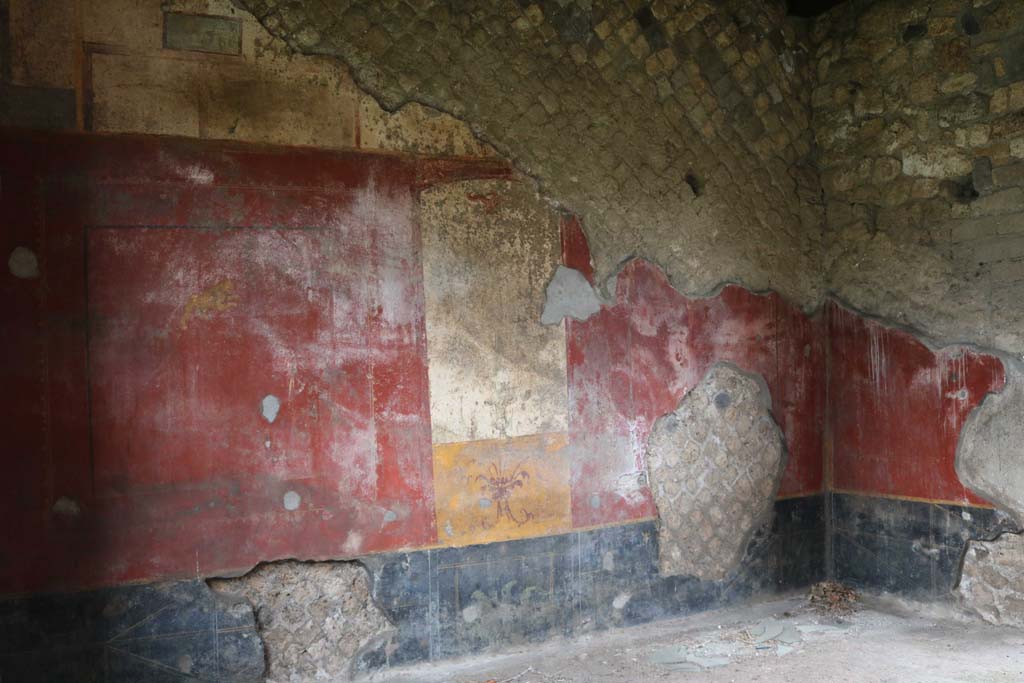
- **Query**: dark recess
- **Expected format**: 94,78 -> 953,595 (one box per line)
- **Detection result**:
685,171 -> 703,197
903,23 -> 927,42
787,0 -> 848,18
960,13 -> 980,36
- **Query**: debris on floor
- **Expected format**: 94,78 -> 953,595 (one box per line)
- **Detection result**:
808,580 -> 858,616
743,618 -> 804,656
648,611 -> 813,672
648,642 -> 734,671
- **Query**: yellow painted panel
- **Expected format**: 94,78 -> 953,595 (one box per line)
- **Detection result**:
433,433 -> 572,547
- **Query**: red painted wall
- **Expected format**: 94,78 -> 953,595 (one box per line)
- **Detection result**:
827,303 -> 1004,505
0,131 -> 509,594
6,130 -> 996,597
562,218 -> 826,528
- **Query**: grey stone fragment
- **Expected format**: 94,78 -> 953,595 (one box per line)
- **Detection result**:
540,265 -> 602,325
646,363 -> 785,581
973,157 -> 994,195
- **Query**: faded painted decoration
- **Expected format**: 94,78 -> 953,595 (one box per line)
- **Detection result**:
646,363 -> 785,581
433,433 -> 573,547
0,130 -> 513,594
421,178 -> 567,444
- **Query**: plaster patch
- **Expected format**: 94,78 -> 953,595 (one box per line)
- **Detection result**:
343,532 -> 363,554
602,551 -> 615,572
282,490 -> 301,510
956,372 -> 1024,525
261,394 -> 280,424
540,265 -> 603,325
462,603 -> 481,623
646,363 -> 785,581
8,246 -> 39,279
52,496 -> 80,516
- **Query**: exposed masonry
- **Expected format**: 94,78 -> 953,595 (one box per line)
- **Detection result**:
233,0 -> 825,311
231,0 -> 1024,361
958,532 -> 1024,627
209,561 -> 392,683
814,0 -> 1024,352
646,363 -> 785,581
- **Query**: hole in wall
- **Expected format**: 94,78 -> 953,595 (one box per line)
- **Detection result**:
633,5 -> 656,29
786,0 -> 848,18
685,171 -> 703,198
902,23 -> 927,42
960,14 -> 980,36
941,175 -> 980,204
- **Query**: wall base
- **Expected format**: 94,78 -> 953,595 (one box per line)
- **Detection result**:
0,496 -> 823,681
0,581 -> 264,682
831,492 -> 1019,599
358,495 -> 824,673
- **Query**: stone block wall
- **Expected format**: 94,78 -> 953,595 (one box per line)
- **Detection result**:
813,0 -> 1024,351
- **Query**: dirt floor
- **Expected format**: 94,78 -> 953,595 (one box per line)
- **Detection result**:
368,594 -> 1024,683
